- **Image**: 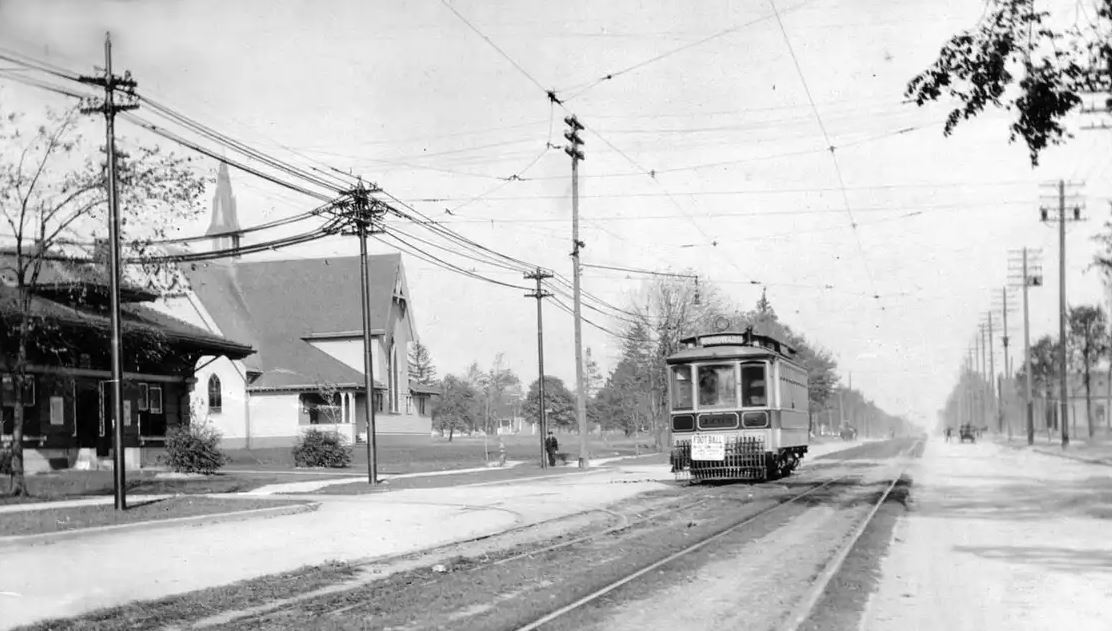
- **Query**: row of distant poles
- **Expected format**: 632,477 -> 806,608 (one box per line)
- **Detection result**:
957,180 -> 1088,449
957,78 -> 1111,449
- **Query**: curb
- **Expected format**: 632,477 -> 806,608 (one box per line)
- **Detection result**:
0,501 -> 320,550
1030,447 -> 1112,468
996,440 -> 1112,468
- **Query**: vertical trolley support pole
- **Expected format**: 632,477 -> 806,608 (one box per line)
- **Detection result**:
103,34 -> 128,511
525,268 -> 552,469
1057,180 -> 1070,448
353,181 -> 379,485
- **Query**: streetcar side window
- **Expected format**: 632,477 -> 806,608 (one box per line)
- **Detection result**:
697,364 -> 737,409
741,364 -> 767,407
670,366 -> 694,410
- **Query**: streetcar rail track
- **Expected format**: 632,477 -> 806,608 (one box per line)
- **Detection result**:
183,491 -> 718,629
514,441 -> 922,631
513,475 -> 850,631
780,439 -> 921,631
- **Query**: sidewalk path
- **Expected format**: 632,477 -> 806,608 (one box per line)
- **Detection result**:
861,439 -> 1112,630
0,439 -> 863,629
0,462 -> 674,629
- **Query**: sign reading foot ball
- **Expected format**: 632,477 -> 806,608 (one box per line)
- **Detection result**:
691,434 -> 726,461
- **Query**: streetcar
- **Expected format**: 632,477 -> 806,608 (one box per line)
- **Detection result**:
668,328 -> 809,482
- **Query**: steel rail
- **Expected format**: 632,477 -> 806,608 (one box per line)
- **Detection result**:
779,440 -> 921,631
513,475 -> 850,631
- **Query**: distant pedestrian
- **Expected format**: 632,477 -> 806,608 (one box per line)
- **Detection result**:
945,427 -> 952,442
545,431 -> 559,467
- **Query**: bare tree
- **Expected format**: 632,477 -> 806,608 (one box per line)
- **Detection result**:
0,107 -> 206,495
1068,305 -> 1109,439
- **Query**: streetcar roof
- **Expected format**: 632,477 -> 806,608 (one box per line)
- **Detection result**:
665,345 -> 786,363
673,329 -> 797,358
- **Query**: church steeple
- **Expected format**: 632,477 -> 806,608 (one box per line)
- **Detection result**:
207,161 -> 242,254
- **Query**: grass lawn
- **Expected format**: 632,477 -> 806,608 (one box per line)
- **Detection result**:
0,495 -> 308,537
225,433 -> 659,475
19,561 -> 360,631
0,469 -> 340,506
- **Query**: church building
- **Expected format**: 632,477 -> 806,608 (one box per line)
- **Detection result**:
162,162 -> 433,449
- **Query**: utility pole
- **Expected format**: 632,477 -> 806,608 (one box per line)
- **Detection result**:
997,287 -> 1011,436
79,33 -> 138,511
987,314 -> 997,431
1106,269 -> 1112,433
1058,180 -> 1069,448
975,325 -> 984,426
564,115 -> 589,468
344,179 -> 385,484
1009,247 -> 1042,445
525,267 -> 553,469
1041,180 -> 1084,448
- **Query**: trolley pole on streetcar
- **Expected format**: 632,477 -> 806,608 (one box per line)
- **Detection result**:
564,115 -> 590,468
525,268 -> 553,469
78,33 -> 138,511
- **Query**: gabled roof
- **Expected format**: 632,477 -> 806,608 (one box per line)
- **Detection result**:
0,251 -> 157,302
184,253 -> 411,390
0,285 -> 254,359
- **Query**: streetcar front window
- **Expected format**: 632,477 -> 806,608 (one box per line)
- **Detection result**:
697,364 -> 737,409
742,364 -> 767,407
670,365 -> 693,410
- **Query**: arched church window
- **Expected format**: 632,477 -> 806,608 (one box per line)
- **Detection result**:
208,374 -> 222,413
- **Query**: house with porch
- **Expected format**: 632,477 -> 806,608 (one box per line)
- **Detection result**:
0,250 -> 254,471
160,162 -> 434,449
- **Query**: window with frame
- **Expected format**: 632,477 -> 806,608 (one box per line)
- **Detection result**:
299,392 -> 341,425
207,375 -> 222,413
741,364 -> 767,407
149,386 -> 163,414
670,366 -> 693,411
1,374 -> 35,407
697,364 -> 737,409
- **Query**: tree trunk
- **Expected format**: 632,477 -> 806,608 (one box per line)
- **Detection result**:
1084,367 -> 1094,439
447,426 -> 454,442
9,324 -> 30,496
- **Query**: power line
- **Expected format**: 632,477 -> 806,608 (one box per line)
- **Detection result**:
555,0 -> 817,100
379,230 -> 532,291
121,112 -> 336,201
770,0 -> 882,313
438,0 -> 550,96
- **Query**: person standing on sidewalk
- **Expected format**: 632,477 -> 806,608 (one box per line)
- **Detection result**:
545,431 -> 559,467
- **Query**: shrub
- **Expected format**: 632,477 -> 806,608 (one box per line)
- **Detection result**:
164,422 -> 227,474
292,430 -> 352,468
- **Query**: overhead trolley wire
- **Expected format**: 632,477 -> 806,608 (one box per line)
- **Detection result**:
438,0 -> 551,96
769,0 -> 883,311
555,0 -> 818,100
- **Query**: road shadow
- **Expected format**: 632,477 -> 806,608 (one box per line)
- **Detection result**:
953,544 -> 1112,573
911,474 -> 1112,521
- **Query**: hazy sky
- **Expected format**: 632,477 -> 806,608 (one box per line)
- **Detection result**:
2,0 -> 1110,425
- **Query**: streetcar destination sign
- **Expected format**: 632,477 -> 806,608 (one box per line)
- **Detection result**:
699,334 -> 748,347
691,434 -> 726,461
